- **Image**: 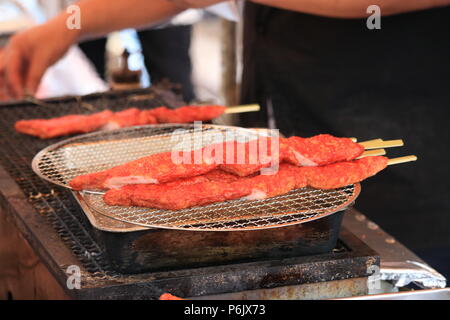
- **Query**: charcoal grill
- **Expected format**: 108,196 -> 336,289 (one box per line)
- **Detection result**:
0,88 -> 379,299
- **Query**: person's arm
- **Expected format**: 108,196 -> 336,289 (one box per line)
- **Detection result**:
72,0 -> 187,39
249,0 -> 450,18
0,0 -> 186,99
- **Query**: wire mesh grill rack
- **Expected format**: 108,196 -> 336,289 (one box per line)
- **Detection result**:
32,123 -> 359,231
32,124 -> 269,190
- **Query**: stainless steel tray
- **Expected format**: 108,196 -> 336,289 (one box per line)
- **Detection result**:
72,191 -> 148,232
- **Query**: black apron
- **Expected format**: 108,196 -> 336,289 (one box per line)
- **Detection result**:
240,3 -> 450,252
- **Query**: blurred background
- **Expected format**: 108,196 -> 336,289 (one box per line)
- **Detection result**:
0,0 -> 242,106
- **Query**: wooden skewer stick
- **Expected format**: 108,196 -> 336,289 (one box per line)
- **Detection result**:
351,138 -> 383,144
360,139 -> 404,150
357,148 -> 386,159
359,138 -> 382,144
388,155 -> 417,166
225,104 -> 261,114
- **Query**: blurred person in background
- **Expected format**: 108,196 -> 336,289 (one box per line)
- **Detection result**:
0,0 -> 449,279
13,0 -> 196,101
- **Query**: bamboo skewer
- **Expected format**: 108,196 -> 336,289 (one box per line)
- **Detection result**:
357,149 -> 386,159
359,139 -> 404,150
352,138 -> 402,150
359,138 -> 382,144
225,104 -> 261,114
388,155 -> 417,166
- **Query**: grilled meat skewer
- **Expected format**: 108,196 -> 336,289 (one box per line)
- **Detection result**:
69,149 -> 217,190
149,105 -> 225,123
103,157 -> 388,210
69,134 -> 364,191
15,105 -> 226,139
14,110 -> 114,139
103,163 -> 303,210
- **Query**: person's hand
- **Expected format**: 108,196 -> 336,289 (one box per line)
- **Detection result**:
0,19 -> 79,101
168,0 -> 226,9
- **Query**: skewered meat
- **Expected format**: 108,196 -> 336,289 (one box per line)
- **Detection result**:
103,168 -> 249,209
104,179 -> 247,210
149,105 -> 226,123
69,136 -> 286,190
198,168 -> 243,183
70,134 -> 364,190
69,134 -> 365,190
103,157 -> 387,210
283,134 -> 364,166
104,157 -> 386,210
175,135 -> 363,177
69,137 -> 278,190
218,137 -> 284,176
69,149 -> 217,190
302,155 -> 388,189
159,293 -> 184,300
14,110 -> 114,139
15,105 -> 226,139
103,163 -> 303,210
102,107 -> 156,130
137,109 -> 158,125
239,163 -> 306,200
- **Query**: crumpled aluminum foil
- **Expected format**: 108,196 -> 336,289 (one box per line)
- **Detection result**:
381,260 -> 447,288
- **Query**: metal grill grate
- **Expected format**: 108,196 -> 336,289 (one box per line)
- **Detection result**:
0,88 -> 175,275
32,124 -> 270,190
32,124 -> 359,231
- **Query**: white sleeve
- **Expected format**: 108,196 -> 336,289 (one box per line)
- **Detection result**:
205,1 -> 241,22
